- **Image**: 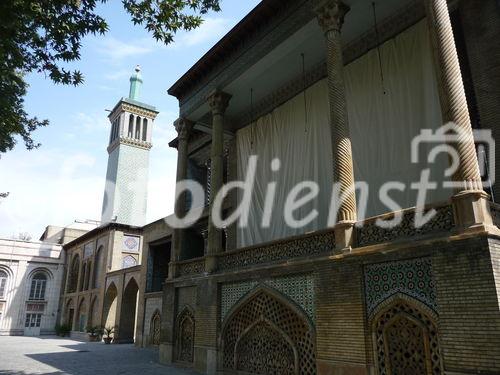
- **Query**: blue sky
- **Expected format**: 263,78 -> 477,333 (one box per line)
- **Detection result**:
0,0 -> 260,239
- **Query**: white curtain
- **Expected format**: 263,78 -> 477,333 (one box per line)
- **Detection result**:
236,20 -> 450,247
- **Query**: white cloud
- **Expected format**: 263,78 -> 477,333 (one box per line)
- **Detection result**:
73,111 -> 110,134
104,69 -> 131,81
165,17 -> 232,50
179,17 -> 232,47
0,149 -> 104,238
96,36 -> 154,64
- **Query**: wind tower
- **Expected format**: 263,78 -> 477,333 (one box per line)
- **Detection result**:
101,65 -> 159,226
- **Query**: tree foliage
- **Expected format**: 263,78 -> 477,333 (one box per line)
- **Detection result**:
0,0 -> 221,153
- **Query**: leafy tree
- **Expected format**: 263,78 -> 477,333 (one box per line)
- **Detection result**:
0,0 -> 221,153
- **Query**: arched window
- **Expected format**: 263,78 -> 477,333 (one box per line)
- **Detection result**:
93,246 -> 103,289
135,116 -> 141,139
68,255 -> 80,293
29,272 -> 47,300
79,261 -> 86,291
142,118 -> 148,141
112,119 -> 118,141
128,114 -> 134,137
122,256 -> 137,269
84,261 -> 91,291
0,270 -> 8,299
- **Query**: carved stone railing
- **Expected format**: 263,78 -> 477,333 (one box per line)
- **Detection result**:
490,202 -> 500,229
176,257 -> 205,277
217,229 -> 335,272
356,204 -> 454,247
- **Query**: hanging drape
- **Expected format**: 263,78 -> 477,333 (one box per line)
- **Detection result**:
236,20 -> 450,247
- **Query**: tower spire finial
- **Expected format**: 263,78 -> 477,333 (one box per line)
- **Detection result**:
129,65 -> 143,100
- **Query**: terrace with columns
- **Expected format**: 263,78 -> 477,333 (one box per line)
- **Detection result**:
159,0 -> 500,374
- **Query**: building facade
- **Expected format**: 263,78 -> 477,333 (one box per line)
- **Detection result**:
101,65 -> 158,227
0,221 -> 94,336
158,0 -> 500,374
59,67 -> 157,342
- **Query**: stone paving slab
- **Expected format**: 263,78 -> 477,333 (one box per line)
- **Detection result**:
0,336 -> 197,375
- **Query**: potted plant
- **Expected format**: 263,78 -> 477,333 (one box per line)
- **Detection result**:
86,326 -> 102,342
102,326 -> 115,344
55,323 -> 71,337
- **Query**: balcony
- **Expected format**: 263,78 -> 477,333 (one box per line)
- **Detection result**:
172,201 -> 499,279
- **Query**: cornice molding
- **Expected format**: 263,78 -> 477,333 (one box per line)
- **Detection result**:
107,137 -> 153,153
119,103 -> 159,119
235,0 -> 425,128
179,0 -> 314,116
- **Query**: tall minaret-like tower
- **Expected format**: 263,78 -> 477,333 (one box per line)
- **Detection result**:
101,66 -> 159,226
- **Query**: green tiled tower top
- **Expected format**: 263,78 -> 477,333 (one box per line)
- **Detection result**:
129,65 -> 143,100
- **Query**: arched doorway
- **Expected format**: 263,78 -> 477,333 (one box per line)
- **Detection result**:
103,283 -> 118,330
150,310 -> 161,346
174,307 -> 195,363
371,296 -> 442,375
77,298 -> 87,332
221,287 -> 316,375
89,296 -> 99,327
65,299 -> 74,329
118,278 -> 139,343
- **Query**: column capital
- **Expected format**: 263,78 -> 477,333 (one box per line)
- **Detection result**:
207,90 -> 231,115
174,118 -> 194,140
315,0 -> 350,34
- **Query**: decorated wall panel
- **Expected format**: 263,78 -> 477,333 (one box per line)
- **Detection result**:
221,274 -> 314,322
364,257 -> 437,316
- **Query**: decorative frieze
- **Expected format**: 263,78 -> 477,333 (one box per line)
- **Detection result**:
364,257 -> 437,317
218,230 -> 335,272
221,274 -> 315,322
176,257 -> 205,277
107,137 -> 152,153
357,205 -> 454,247
121,103 -> 158,119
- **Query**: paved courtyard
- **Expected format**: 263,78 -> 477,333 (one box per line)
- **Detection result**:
0,336 -> 197,375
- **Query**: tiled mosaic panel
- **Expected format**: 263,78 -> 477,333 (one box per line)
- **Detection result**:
221,274 -> 314,322
364,257 -> 437,316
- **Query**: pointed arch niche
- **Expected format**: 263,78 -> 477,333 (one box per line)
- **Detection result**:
150,310 -> 161,346
221,286 -> 316,375
174,307 -> 195,363
370,294 -> 443,375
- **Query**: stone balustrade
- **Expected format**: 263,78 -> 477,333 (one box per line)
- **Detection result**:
173,202 -> 461,277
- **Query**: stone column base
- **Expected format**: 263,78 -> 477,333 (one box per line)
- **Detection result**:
159,343 -> 174,364
205,255 -> 218,274
334,220 -> 356,253
452,190 -> 496,232
168,262 -> 176,279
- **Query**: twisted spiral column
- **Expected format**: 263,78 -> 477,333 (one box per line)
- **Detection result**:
425,0 -> 482,192
171,117 -> 193,264
207,90 -> 231,257
316,0 -> 357,223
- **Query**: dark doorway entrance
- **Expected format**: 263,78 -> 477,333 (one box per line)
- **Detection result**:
118,278 -> 139,343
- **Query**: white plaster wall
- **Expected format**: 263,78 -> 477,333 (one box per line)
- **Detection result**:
0,239 -> 64,336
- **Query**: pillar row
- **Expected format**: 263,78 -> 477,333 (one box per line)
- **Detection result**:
424,0 -> 482,192
206,90 -> 231,271
170,118 -> 193,271
316,0 -> 356,250
424,0 -> 494,229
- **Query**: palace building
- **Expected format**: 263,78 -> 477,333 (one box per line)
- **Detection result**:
0,221 -> 96,336
59,66 -> 158,342
5,1 -> 500,375
156,0 -> 500,374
